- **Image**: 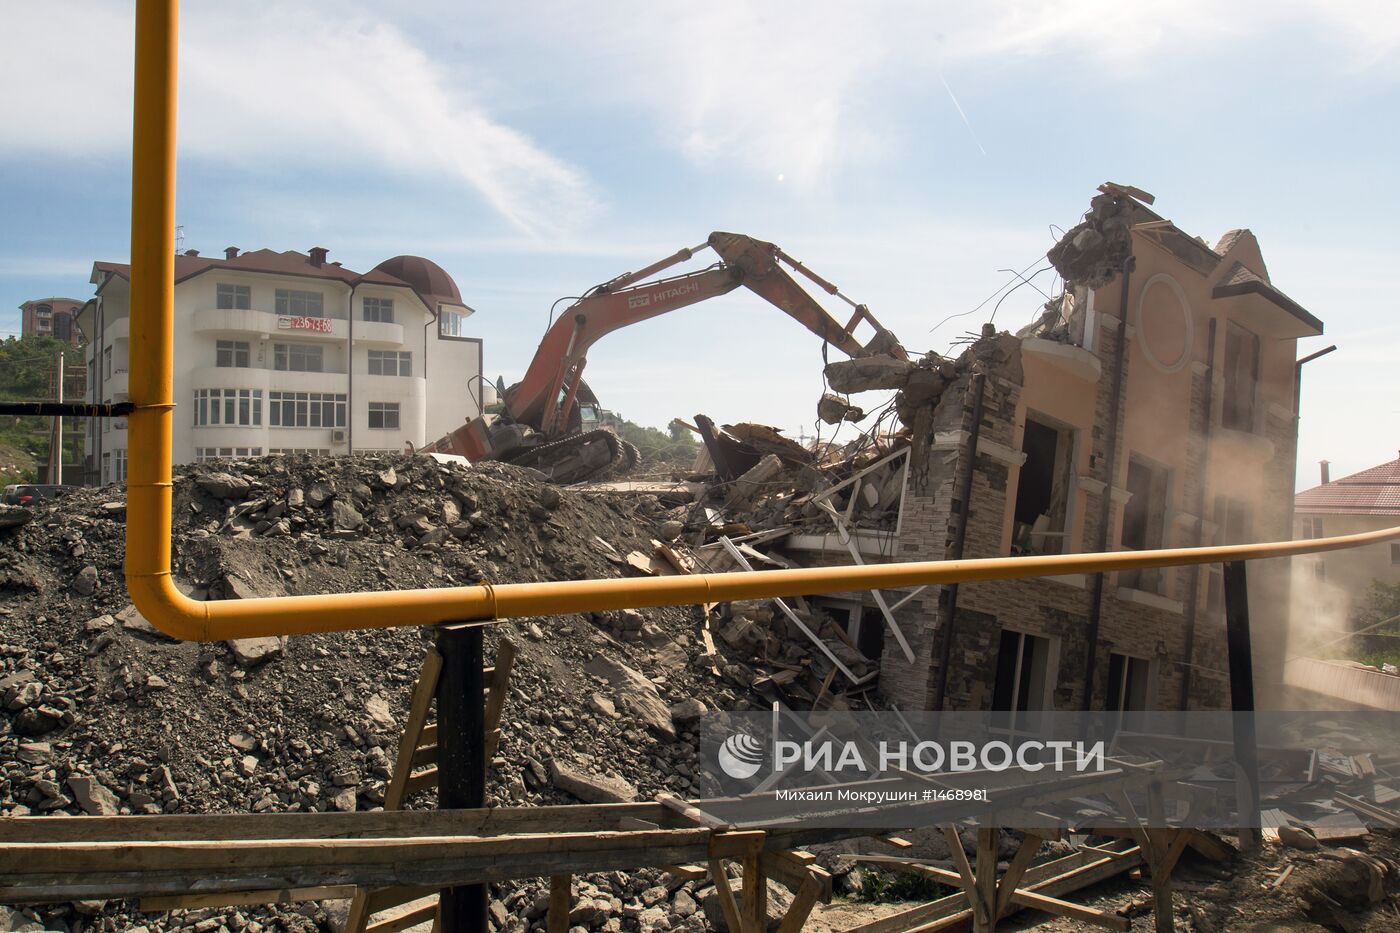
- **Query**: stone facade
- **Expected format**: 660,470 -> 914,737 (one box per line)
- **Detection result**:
867,217 -> 1315,714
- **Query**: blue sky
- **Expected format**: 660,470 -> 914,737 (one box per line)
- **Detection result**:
3,1 -> 1397,488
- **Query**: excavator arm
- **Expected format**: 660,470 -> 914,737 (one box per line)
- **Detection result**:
433,231 -> 902,469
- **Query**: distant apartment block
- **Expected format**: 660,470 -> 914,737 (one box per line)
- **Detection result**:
20,297 -> 85,346
78,246 -> 483,484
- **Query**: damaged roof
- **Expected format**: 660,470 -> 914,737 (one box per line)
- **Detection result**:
1296,455 -> 1400,516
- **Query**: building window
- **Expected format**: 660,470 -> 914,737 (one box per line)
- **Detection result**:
363,297 -> 395,323
1012,414 -> 1075,556
1119,455 -> 1170,594
111,449 -> 128,483
195,447 -> 263,462
216,283 -> 251,310
102,452 -> 110,483
193,388 -> 263,426
103,347 -> 112,379
367,350 -> 412,376
991,629 -> 1053,733
1206,496 -> 1252,611
270,448 -> 332,457
1106,652 -> 1152,733
1392,544 -> 1400,566
1301,516 -> 1325,538
1222,322 -> 1260,432
275,289 -> 324,318
269,391 -> 346,428
368,402 -> 400,430
216,340 -> 250,368
274,343 -> 324,372
439,308 -> 470,337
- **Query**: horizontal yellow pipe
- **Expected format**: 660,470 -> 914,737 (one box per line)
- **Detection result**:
122,0 -> 1400,642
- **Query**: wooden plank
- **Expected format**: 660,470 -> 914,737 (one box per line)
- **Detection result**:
401,769 -> 439,799
899,864 -> 1129,931
841,842 -> 1143,933
483,638 -> 517,761
384,649 -> 443,811
365,902 -> 438,933
761,850 -> 832,903
709,861 -> 744,933
939,827 -> 987,930
776,874 -> 823,933
658,793 -> 734,832
974,828 -> 996,933
742,854 -> 767,933
1146,782 -> 1175,933
0,803 -> 676,843
364,886 -> 437,914
661,864 -> 708,882
547,874 -> 570,933
994,832 -> 1043,919
139,884 -> 356,911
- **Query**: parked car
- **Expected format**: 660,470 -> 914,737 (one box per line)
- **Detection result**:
1,484 -> 74,506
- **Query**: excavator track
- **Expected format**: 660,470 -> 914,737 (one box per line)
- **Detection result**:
506,429 -> 627,484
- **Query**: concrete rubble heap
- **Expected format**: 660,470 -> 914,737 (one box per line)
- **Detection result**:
0,453 -> 816,932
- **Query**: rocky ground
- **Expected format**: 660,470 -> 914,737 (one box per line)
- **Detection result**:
5,453 -> 1400,933
0,453 -> 777,932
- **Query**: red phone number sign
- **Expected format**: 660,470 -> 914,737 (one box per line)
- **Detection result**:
277,316 -> 334,333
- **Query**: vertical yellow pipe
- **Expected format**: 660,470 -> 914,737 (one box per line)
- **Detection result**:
125,0 -> 206,638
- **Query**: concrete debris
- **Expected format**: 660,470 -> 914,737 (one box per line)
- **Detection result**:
1047,190 -> 1137,288
823,352 -> 914,394
816,393 -> 864,424
548,759 -> 638,804
0,506 -> 33,530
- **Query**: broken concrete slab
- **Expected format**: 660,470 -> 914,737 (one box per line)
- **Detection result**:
195,471 -> 253,500
66,775 -> 121,816
227,636 -> 285,667
548,759 -> 637,804
817,393 -> 864,424
584,654 -> 676,740
823,353 -> 914,393
116,604 -> 173,641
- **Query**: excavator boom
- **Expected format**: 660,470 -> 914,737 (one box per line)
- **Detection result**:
431,231 -> 902,476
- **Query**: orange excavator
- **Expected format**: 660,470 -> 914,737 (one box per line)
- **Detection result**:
429,231 -> 905,482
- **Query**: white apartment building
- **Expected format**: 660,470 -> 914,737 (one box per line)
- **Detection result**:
77,246 -> 483,484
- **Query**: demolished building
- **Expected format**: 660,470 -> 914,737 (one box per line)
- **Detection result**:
683,184 -> 1323,717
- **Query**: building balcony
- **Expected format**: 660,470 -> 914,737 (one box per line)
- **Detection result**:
193,308 -> 348,341
188,366 -> 349,392
352,319 -> 406,346
104,316 -> 129,343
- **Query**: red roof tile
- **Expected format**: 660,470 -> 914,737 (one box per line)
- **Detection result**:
1296,455 -> 1400,515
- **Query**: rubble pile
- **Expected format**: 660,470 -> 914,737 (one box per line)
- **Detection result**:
0,453 -> 782,932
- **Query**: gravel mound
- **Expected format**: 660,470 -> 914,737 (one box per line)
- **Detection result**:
0,453 -> 766,932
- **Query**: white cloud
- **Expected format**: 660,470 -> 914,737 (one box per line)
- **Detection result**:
453,0 -> 1400,186
1,2 -> 596,236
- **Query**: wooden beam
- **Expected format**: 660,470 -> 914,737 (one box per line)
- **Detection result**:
899,864 -> 1129,931
842,842 -> 1143,933
974,828 -> 997,933
742,853 -> 767,933
384,648 -> 443,811
776,874 -> 823,933
709,861 -> 744,933
994,832 -> 1043,919
365,902 -> 438,933
138,885 -> 356,912
482,638 -> 517,761
940,827 -> 988,930
547,874 -> 570,933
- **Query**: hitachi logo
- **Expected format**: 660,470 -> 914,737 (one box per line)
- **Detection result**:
627,280 -> 700,310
